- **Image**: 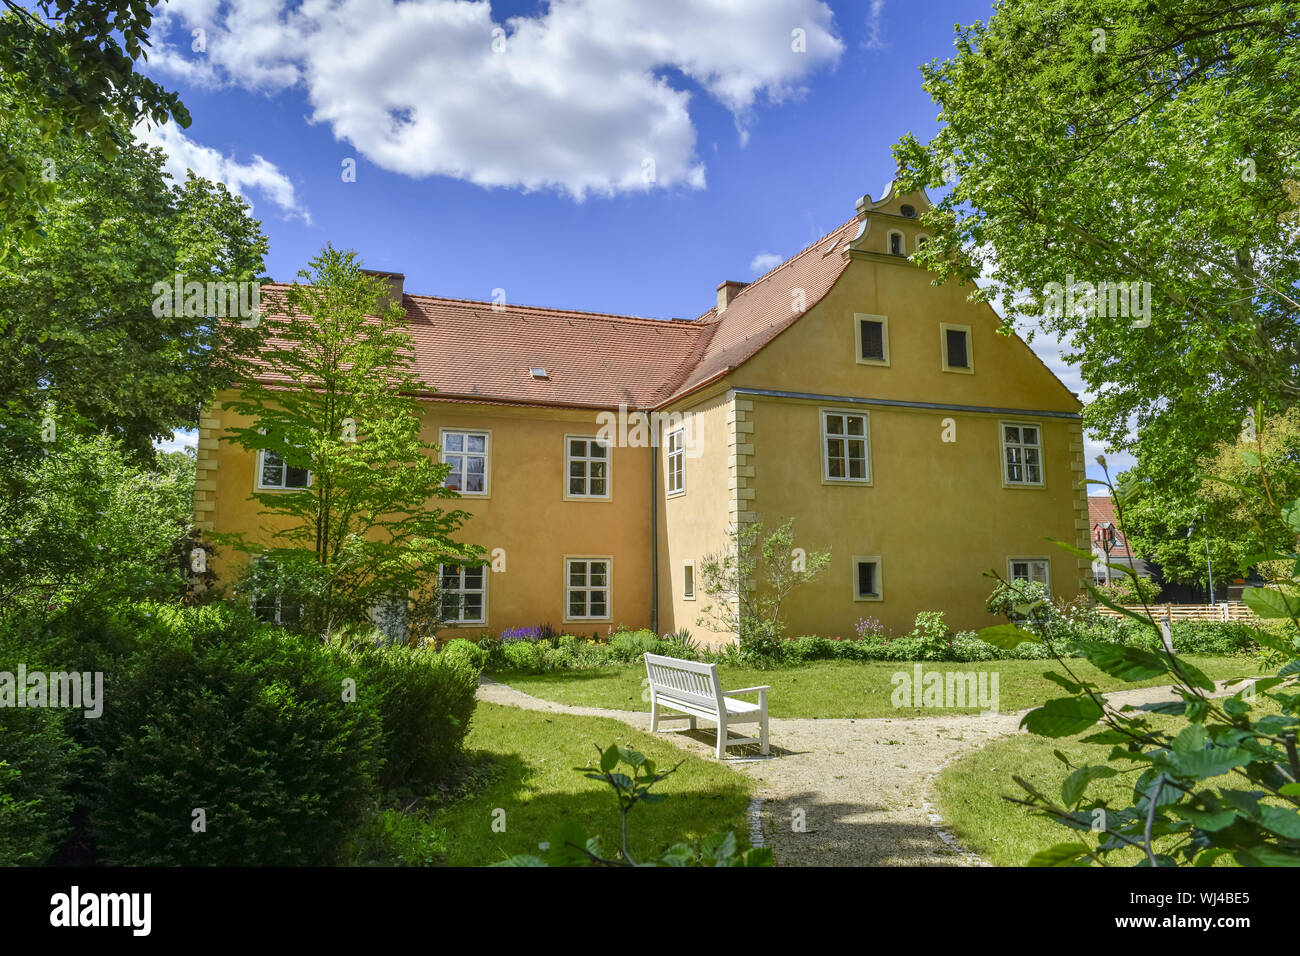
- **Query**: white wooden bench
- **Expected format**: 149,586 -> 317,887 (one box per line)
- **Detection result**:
644,653 -> 770,759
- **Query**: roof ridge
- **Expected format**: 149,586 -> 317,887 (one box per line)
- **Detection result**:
694,215 -> 858,323
261,282 -> 699,328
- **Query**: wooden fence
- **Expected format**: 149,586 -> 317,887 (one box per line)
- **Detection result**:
1095,602 -> 1256,623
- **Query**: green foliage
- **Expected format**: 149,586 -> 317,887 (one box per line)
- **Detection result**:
1094,574 -> 1162,606
0,703 -> 77,865
220,246 -> 482,639
1119,408 -> 1300,586
0,82 -> 267,459
499,744 -> 771,867
0,433 -> 195,618
344,641 -> 480,798
83,603 -> 384,865
696,518 -> 831,659
894,0 -> 1300,490
0,1 -> 190,259
441,638 -> 488,672
997,464 -> 1300,866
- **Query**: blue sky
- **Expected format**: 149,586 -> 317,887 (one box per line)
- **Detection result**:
141,0 -> 1126,486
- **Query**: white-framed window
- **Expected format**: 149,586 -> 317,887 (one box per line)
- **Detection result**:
440,564 -> 486,625
565,557 -> 610,620
682,560 -> 696,600
916,234 -> 931,251
441,429 -> 489,495
852,556 -> 883,601
821,409 -> 870,483
566,436 -> 610,498
666,427 -> 685,496
887,230 -> 905,256
1009,558 -> 1051,588
854,313 -> 890,366
257,449 -> 311,490
1001,421 -> 1044,486
940,322 -> 973,372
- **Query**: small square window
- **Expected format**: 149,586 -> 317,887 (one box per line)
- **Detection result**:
683,561 -> 696,600
853,557 -> 882,601
941,323 -> 973,373
855,314 -> 889,365
1009,558 -> 1050,588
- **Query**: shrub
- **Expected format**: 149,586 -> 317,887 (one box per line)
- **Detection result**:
442,637 -> 488,671
1094,575 -> 1161,606
0,706 -> 77,866
502,639 -> 546,671
350,641 -> 480,797
609,629 -> 662,663
905,610 -> 957,661
84,607 -> 384,865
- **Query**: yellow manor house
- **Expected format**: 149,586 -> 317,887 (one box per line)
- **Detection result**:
196,182 -> 1089,645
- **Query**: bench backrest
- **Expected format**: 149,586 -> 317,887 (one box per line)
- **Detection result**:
644,653 -> 724,711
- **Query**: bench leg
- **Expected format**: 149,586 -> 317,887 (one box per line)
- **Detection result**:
759,709 -> 770,756
715,717 -> 728,759
649,695 -> 659,733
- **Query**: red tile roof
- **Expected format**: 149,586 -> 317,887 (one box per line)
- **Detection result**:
251,216 -> 860,411
1088,496 -> 1133,557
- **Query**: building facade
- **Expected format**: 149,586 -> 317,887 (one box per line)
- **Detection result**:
196,182 -> 1089,643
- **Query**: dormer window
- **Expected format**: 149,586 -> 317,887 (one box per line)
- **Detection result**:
529,367 -> 549,379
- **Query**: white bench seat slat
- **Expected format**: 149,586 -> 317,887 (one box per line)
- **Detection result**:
644,653 -> 770,758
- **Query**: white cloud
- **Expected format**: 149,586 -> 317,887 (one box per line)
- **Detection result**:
863,0 -> 888,52
749,251 -> 784,275
136,119 -> 312,223
155,429 -> 197,454
147,0 -> 844,200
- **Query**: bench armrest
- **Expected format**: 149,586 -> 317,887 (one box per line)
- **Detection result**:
724,685 -> 770,696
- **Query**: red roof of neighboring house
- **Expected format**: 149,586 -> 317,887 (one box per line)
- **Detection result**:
250,216 -> 861,411
1089,496 -> 1133,558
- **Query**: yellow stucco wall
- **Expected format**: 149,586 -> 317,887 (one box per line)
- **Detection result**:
200,187 -> 1088,643
200,392 -> 655,639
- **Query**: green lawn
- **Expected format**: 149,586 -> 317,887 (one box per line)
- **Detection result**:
931,712 -> 1280,868
416,702 -> 752,866
490,656 -> 1264,719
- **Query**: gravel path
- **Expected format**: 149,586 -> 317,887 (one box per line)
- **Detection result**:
476,676 -> 1252,867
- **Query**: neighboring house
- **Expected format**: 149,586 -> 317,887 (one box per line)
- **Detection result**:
195,180 -> 1089,643
1089,496 -> 1151,584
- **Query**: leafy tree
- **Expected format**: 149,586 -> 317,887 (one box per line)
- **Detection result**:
0,88 -> 268,462
894,0 -> 1300,487
0,432 -> 195,618
981,461 -> 1300,866
220,246 -> 482,640
1119,407 -> 1300,585
697,518 -> 831,657
0,1 -> 188,258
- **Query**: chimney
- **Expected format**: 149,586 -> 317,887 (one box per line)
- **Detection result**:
362,269 -> 405,313
716,280 -> 748,313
